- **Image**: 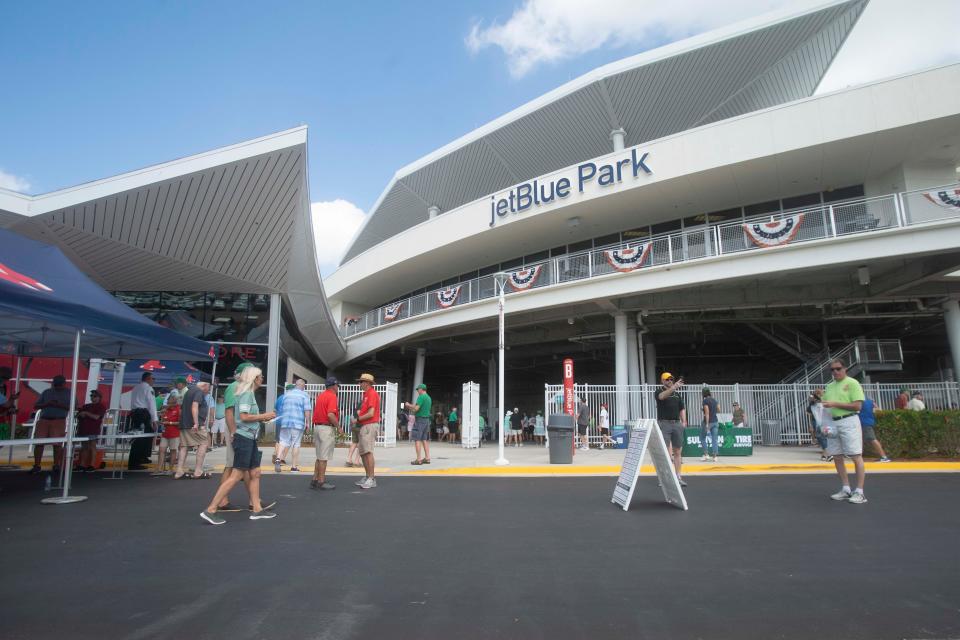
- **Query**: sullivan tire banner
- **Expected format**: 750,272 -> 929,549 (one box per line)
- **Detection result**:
603,243 -> 652,272
508,264 -> 542,291
923,188 -> 960,210
743,213 -> 804,248
436,285 -> 462,308
384,301 -> 404,322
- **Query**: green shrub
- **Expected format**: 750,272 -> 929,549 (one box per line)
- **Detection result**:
875,410 -> 960,458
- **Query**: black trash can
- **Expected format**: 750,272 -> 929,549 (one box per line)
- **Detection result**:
547,414 -> 575,464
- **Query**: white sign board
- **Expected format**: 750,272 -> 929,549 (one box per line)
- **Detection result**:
612,419 -> 688,511
461,381 -> 480,448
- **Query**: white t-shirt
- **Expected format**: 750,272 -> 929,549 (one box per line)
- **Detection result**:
906,398 -> 925,411
599,407 -> 609,429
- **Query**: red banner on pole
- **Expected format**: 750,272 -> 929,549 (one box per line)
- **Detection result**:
563,358 -> 575,417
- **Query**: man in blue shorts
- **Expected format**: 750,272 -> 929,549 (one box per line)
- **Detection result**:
405,383 -> 432,465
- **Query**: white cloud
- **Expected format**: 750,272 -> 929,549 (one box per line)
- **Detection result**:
0,168 -> 31,193
311,199 -> 367,277
816,0 -> 960,93
466,0 -> 790,78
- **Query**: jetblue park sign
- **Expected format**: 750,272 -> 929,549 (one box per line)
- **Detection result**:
489,148 -> 651,227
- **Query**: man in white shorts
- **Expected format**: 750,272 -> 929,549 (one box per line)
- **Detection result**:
210,395 -> 226,449
821,359 -> 867,504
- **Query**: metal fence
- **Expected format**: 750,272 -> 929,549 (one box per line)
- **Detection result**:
343,182 -> 960,338
544,382 -> 960,448
302,382 -> 398,448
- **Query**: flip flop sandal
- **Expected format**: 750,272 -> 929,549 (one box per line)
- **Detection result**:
194,472 -> 212,479
411,460 -> 423,465
423,459 -> 431,464
174,473 -> 192,480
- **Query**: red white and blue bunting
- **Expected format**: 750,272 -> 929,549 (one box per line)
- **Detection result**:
604,243 -> 651,272
508,264 -> 542,291
384,301 -> 404,322
743,213 -> 805,248
436,285 -> 462,308
923,188 -> 960,210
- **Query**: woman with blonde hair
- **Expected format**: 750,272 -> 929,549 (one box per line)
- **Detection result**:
201,366 -> 276,525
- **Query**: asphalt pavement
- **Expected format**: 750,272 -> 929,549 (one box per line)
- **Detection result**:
1,471 -> 958,640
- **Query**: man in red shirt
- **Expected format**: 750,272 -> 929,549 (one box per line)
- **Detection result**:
311,377 -> 340,491
76,390 -> 106,472
354,373 -> 380,490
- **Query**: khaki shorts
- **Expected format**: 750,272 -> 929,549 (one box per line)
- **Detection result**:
160,436 -> 179,450
358,423 -> 378,455
824,415 -> 863,457
179,427 -> 209,448
224,432 -> 234,467
314,424 -> 336,461
36,417 -> 67,439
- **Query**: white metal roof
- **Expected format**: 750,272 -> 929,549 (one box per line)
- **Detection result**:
342,0 -> 868,263
0,127 -> 346,365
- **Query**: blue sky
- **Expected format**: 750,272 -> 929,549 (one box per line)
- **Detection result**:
3,0 -> 959,274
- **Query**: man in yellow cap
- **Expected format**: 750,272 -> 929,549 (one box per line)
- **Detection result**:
655,372 -> 687,486
354,373 -> 381,489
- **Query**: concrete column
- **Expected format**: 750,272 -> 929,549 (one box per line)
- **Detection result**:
488,353 -> 497,428
944,299 -> 960,383
626,320 -> 640,420
266,293 -> 282,412
644,339 -> 657,386
610,128 -> 626,152
412,348 -> 426,402
614,313 -> 629,424
428,205 -> 440,219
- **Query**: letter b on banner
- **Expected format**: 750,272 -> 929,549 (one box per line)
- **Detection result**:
563,358 -> 575,417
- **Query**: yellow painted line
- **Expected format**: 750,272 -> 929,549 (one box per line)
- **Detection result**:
395,462 -> 960,476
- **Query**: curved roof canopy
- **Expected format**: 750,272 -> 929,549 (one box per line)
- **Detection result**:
342,0 -> 868,263
0,128 -> 346,365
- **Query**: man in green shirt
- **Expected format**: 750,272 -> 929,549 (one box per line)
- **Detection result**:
821,359 -> 867,504
404,383 -> 432,464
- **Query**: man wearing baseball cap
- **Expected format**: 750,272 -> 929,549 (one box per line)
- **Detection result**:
404,383 -> 432,465
353,373 -> 380,489
311,376 -> 340,490
655,372 -> 688,486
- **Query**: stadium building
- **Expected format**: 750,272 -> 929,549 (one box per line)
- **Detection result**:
324,0 -> 960,417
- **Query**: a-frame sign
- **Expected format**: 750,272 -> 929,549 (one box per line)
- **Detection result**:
612,419 -> 688,511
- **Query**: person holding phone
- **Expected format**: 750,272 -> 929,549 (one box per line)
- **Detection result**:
405,383 -> 432,465
655,372 -> 687,486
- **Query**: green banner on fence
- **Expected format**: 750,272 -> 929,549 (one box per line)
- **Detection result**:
681,424 -> 753,457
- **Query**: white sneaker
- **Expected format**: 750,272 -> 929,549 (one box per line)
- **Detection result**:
355,478 -> 367,486
830,489 -> 852,501
712,456 -> 718,463
701,455 -> 708,461
847,492 -> 867,504
360,477 -> 377,489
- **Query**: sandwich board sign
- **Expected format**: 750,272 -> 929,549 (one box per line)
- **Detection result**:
611,419 -> 688,511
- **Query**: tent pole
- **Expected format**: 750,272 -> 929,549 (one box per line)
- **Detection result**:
2,354 -> 22,468
41,329 -> 87,505
209,346 -> 218,401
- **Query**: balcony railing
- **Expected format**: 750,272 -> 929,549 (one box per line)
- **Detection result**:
343,182 -> 960,338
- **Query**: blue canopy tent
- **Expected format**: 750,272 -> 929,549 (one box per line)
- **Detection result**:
0,228 -> 213,503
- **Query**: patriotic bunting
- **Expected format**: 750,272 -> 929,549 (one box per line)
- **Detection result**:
923,189 -> 960,210
508,264 -> 542,291
384,301 -> 404,322
604,243 -> 652,272
437,285 -> 462,308
743,213 -> 805,248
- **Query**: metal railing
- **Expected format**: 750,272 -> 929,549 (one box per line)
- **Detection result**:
544,381 -> 960,448
344,182 -> 960,338
780,339 -> 903,386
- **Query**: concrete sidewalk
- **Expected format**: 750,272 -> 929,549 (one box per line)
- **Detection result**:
5,438 -> 959,476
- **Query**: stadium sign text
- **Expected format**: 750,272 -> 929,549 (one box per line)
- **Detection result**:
489,148 -> 651,227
